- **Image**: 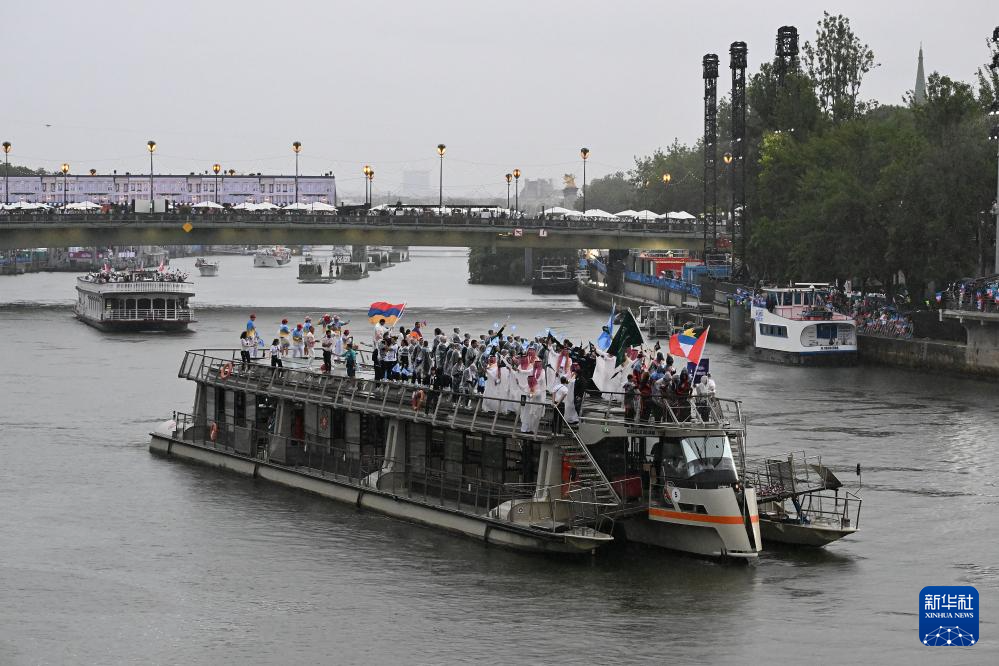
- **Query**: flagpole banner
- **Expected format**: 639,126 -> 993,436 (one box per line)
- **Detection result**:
607,309 -> 644,364
368,301 -> 406,325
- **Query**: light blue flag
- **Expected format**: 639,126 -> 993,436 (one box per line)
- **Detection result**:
597,302 -> 615,351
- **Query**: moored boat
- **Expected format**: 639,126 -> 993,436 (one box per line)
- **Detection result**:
254,246 -> 292,268
75,269 -> 195,332
298,254 -> 335,283
531,265 -> 578,295
750,283 -> 858,365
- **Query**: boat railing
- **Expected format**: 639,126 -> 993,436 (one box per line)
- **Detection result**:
178,349 -> 562,441
102,308 -> 194,321
168,410 -> 623,533
77,279 -> 193,294
744,450 -> 848,500
581,390 -> 746,432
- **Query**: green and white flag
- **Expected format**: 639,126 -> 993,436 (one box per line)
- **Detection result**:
607,309 -> 644,365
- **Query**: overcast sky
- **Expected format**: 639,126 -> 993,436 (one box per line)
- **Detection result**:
2,1 -> 993,201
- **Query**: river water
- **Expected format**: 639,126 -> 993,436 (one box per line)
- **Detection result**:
1,249 -> 996,664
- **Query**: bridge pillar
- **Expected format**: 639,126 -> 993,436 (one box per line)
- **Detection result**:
350,245 -> 367,262
524,247 -> 533,282
941,310 -> 999,375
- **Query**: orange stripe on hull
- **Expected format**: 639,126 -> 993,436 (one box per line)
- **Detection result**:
648,507 -> 760,525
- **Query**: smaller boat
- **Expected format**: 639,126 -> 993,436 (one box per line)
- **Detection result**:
636,304 -> 708,338
531,265 -> 578,295
298,254 -> 335,283
194,258 -> 219,277
254,246 -> 292,268
750,283 -> 858,365
367,249 -> 391,271
338,261 -> 369,280
747,451 -> 862,548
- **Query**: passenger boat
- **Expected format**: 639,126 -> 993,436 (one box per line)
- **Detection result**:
253,246 -> 292,268
298,255 -> 335,283
194,258 -> 219,277
75,269 -> 195,332
746,451 -> 861,547
531,265 -> 578,295
150,349 -> 761,560
636,304 -> 707,338
750,283 -> 858,365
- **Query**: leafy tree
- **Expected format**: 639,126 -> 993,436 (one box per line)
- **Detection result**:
802,12 -> 876,123
576,171 -> 634,213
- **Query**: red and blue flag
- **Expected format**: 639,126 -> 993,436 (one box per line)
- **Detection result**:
368,301 -> 406,325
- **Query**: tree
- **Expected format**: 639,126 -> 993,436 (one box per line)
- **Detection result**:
802,12 -> 876,123
575,171 -> 634,213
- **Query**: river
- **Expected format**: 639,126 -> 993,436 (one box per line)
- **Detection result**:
1,249 -> 996,664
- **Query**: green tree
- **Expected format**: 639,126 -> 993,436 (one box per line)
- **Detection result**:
576,171 -> 635,213
801,12 -> 876,123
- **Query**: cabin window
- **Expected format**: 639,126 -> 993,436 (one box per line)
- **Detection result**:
781,292 -> 792,306
234,391 -> 246,427
759,324 -> 788,338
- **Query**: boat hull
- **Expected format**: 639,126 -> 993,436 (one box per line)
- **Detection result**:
197,265 -> 219,277
149,433 -> 600,555
254,255 -> 290,268
750,346 -> 858,366
75,312 -> 194,332
759,517 -> 858,547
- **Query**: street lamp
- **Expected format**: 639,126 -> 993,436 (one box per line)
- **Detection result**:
723,152 -> 735,271
89,169 -> 96,176
213,163 -> 221,203
363,165 -> 372,205
292,141 -> 302,203
991,26 -> 999,273
512,168 -> 521,217
60,163 -> 69,212
580,147 -> 590,211
2,141 -> 10,205
146,140 -> 156,204
437,144 -> 446,213
662,172 -> 672,186
367,168 -> 375,205
505,173 -> 512,210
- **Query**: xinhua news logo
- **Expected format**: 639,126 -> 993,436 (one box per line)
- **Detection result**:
919,586 -> 979,647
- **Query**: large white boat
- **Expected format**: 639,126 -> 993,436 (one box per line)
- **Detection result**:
750,283 -> 857,365
150,349 -> 762,560
194,257 -> 219,277
253,246 -> 291,268
75,269 -> 195,332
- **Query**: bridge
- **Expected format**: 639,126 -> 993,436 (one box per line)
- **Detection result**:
0,213 -> 717,252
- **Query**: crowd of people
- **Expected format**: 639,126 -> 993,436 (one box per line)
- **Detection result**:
82,265 -> 190,284
942,276 -> 999,314
239,312 -> 717,432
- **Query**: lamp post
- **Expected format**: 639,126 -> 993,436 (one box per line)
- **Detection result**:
437,144 -> 446,213
363,165 -> 372,205
512,168 -> 521,217
505,173 -> 512,211
60,163 -> 69,212
367,169 -> 374,205
213,163 -> 221,203
146,140 -> 156,204
991,26 -> 999,273
580,147 -> 590,211
292,141 -> 302,203
723,151 -> 735,272
2,141 -> 10,206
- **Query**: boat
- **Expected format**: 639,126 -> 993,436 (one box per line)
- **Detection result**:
636,304 -> 708,338
531,265 -> 578,295
367,249 -> 391,271
75,269 -> 195,332
194,258 -> 219,277
298,254 -> 335,284
253,246 -> 292,268
750,283 -> 858,365
149,349 -> 762,560
746,451 -> 861,547
338,261 -> 369,280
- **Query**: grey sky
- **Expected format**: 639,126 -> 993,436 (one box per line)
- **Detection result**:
2,1 -> 993,201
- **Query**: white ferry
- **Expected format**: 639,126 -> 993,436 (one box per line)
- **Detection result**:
750,283 -> 857,365
75,269 -> 195,332
150,350 -> 762,560
253,246 -> 291,268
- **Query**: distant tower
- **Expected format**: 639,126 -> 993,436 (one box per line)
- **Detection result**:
914,44 -> 927,105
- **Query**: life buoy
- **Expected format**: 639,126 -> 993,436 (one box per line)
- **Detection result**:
319,413 -> 329,431
219,362 -> 233,379
209,421 -> 219,442
411,389 -> 426,411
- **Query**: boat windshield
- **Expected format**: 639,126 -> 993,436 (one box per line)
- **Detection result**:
662,436 -> 738,485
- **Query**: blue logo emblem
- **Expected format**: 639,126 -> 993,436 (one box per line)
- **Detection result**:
919,586 -> 978,647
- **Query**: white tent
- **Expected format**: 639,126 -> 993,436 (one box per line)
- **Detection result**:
667,211 -> 696,221
255,202 -> 279,211
308,201 -> 337,212
283,202 -> 309,211
615,209 -> 640,218
232,202 -> 255,210
583,209 -> 619,219
633,209 -> 662,221
192,201 -> 223,209
64,201 -> 101,211
543,206 -> 583,217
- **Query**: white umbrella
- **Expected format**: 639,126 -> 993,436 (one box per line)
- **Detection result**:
543,206 -> 581,217
308,201 -> 337,212
283,202 -> 309,211
192,201 -> 223,209
584,209 -> 619,219
667,211 -> 696,220
615,209 -> 640,218
255,202 -> 279,211
232,202 -> 254,210
633,209 -> 661,221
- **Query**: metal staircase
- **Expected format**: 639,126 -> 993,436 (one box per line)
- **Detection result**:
551,413 -> 621,506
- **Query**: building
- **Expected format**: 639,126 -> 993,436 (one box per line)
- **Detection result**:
1,173 -> 336,206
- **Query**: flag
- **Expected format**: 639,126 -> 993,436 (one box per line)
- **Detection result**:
607,309 -> 643,364
596,302 -> 615,351
669,326 -> 710,367
157,259 -> 166,273
368,301 -> 406,325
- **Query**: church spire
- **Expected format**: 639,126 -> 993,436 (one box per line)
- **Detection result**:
914,43 -> 927,105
